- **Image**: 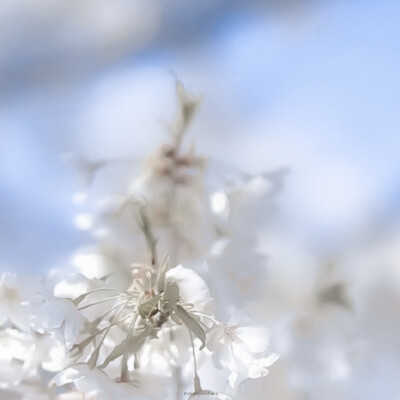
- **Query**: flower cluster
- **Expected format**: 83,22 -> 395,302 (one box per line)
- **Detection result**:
0,82 -> 279,400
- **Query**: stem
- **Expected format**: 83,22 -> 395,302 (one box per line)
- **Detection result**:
138,206 -> 158,267
97,301 -> 128,322
88,304 -> 128,367
191,311 -> 219,326
173,365 -> 183,400
120,352 -> 129,382
188,329 -> 202,393
78,295 -> 126,311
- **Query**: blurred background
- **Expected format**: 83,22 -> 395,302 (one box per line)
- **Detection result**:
1,2 -> 400,398
1,0 -> 399,272
1,0 -> 400,273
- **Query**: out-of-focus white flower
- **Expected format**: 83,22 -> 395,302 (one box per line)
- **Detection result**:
32,297 -> 84,348
74,214 -> 94,231
70,244 -> 135,289
250,231 -> 357,399
0,380 -> 84,400
166,264 -> 212,313
139,323 -> 192,376
129,141 -> 213,264
0,328 -> 37,386
0,328 -> 66,388
206,320 -> 279,388
206,174 -> 282,314
0,273 -> 41,331
53,364 -> 168,400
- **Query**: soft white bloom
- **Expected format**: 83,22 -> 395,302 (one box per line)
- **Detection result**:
32,297 -> 84,348
206,320 -> 278,388
166,264 -> 213,313
206,175 -> 282,314
54,364 -> 168,400
0,328 -> 37,386
139,324 -> 192,375
0,380 -> 84,400
0,273 -> 41,331
70,242 -> 138,287
0,83 -> 283,399
0,328 -> 71,387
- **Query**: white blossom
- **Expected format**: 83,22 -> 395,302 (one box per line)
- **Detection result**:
0,83 -> 279,400
32,297 -> 84,349
206,320 -> 279,388
53,365 -> 168,400
0,273 -> 41,332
